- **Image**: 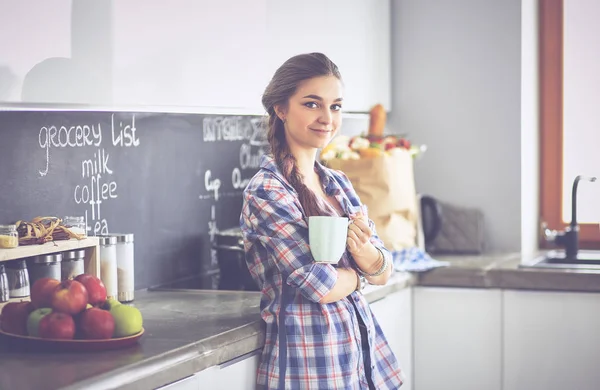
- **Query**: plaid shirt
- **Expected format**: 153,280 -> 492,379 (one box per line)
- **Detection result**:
240,155 -> 404,389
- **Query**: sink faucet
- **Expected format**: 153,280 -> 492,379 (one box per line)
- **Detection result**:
543,175 -> 597,259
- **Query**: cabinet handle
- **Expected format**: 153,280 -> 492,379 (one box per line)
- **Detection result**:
218,349 -> 260,369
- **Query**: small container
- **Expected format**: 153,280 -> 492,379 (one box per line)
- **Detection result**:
0,264 -> 9,302
61,249 -> 86,280
28,253 -> 62,285
62,216 -> 87,237
99,236 -> 118,299
111,233 -> 135,302
0,224 -> 19,249
5,259 -> 30,298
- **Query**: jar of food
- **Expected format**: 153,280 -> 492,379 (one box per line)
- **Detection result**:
99,236 -> 118,299
0,224 -> 19,249
62,216 -> 87,237
28,253 -> 62,285
111,233 -> 135,302
0,264 -> 9,302
61,249 -> 86,280
5,259 -> 30,298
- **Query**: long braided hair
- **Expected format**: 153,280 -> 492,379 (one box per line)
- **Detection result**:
261,53 -> 342,218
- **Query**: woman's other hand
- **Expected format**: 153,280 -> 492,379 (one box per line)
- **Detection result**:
346,212 -> 373,255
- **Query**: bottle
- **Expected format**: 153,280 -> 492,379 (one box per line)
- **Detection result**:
99,236 -> 118,299
111,233 -> 135,302
0,224 -> 19,249
5,259 -> 30,298
0,264 -> 9,302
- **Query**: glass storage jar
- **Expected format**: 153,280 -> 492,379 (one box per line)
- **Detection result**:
61,249 -> 86,280
62,216 -> 87,237
5,259 -> 30,298
0,264 -> 9,302
112,233 -> 135,302
0,224 -> 19,249
28,253 -> 62,285
99,236 -> 118,299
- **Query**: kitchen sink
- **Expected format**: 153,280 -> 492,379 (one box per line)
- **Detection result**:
520,250 -> 600,270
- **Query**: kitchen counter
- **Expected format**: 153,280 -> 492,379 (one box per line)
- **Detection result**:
0,290 -> 263,390
0,272 -> 413,390
418,252 -> 600,292
3,255 -> 600,390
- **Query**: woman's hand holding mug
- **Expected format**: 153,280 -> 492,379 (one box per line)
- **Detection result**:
347,212 -> 373,255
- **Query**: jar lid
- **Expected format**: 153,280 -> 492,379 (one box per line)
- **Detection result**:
31,253 -> 62,264
99,236 -> 117,245
6,259 -> 27,269
63,215 -> 84,220
110,233 -> 134,243
62,249 -> 86,260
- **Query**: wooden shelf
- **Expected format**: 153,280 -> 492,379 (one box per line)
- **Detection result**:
0,238 -> 101,313
0,237 -> 100,278
0,237 -> 99,262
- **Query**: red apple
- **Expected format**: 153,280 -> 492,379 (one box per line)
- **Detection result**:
38,312 -> 75,340
74,274 -> 107,306
0,301 -> 35,335
51,280 -> 88,315
30,277 -> 61,308
78,307 -> 115,339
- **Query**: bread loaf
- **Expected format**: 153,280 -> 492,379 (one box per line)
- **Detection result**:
368,104 -> 386,137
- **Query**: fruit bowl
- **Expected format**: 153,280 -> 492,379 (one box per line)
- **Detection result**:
0,327 -> 144,353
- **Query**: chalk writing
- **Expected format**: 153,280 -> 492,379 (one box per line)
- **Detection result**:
37,114 -> 139,235
232,168 -> 252,190
239,143 -> 265,170
208,205 -> 218,243
204,170 -> 221,201
249,118 -> 269,147
38,123 -> 102,176
111,114 -> 140,147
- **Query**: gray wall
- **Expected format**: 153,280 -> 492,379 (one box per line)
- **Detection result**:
388,0 -> 523,252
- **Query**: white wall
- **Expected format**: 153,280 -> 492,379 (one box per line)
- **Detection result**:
0,0 -> 74,102
388,0 -> 523,252
521,0 -> 540,257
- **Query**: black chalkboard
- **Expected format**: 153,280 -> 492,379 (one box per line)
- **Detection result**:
0,110 -> 267,289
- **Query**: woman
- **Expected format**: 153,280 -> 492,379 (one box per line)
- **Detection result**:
240,52 -> 404,389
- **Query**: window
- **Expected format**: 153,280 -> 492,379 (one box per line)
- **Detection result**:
539,0 -> 600,249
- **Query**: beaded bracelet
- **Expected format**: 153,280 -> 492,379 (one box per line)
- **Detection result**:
357,247 -> 388,277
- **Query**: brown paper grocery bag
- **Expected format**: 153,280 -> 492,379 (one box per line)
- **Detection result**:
326,150 -> 418,251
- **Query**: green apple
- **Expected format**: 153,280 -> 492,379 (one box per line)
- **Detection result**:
27,308 -> 53,337
110,305 -> 143,338
99,297 -> 121,311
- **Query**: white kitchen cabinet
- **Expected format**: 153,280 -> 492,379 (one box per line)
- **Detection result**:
266,0 -> 392,113
369,288 -> 413,390
503,290 -> 600,390
194,350 -> 260,390
158,374 -> 201,390
413,287 -> 502,390
112,0 -> 269,111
